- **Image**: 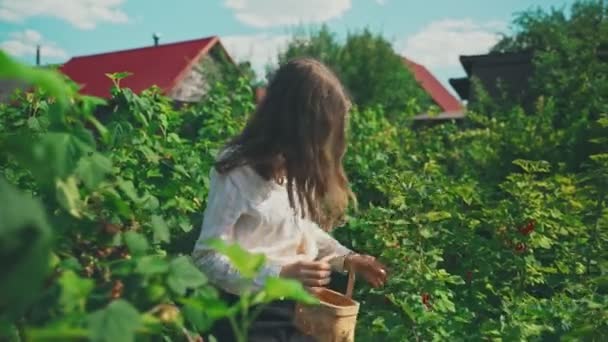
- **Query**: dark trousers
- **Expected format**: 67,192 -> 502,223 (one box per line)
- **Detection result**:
207,291 -> 316,342
206,274 -> 348,342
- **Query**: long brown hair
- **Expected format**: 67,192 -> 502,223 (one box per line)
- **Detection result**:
216,58 -> 355,230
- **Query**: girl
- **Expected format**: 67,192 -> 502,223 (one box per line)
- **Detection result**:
192,58 -> 387,341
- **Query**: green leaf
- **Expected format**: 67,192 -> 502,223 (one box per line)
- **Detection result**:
178,218 -> 193,233
87,299 -> 141,342
181,304 -> 214,332
80,95 -> 107,116
105,72 -> 133,90
5,132 -> 94,186
55,176 -> 83,218
139,313 -> 163,335
535,235 -> 553,249
263,277 -> 318,304
141,194 -> 160,211
106,72 -> 133,82
399,302 -> 416,321
423,211 -> 452,222
75,153 -> 112,189
138,145 -> 160,164
25,323 -> 88,341
420,228 -> 433,239
117,179 -> 140,203
167,256 -> 207,295
135,255 -> 169,276
27,116 -> 41,131
181,293 -> 232,331
513,159 -> 551,173
371,317 -> 388,332
123,232 -> 149,256
87,114 -> 110,144
0,179 -> 52,319
174,164 -> 190,177
150,215 -> 170,243
206,239 -> 265,278
58,270 -> 94,312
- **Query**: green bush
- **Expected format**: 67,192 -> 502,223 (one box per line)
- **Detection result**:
492,0 -> 608,169
1,2 -> 607,338
0,54 -> 315,342
340,109 -> 608,340
335,73 -> 607,339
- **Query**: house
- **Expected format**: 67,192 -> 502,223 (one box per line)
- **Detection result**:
59,36 -> 238,103
449,51 -> 535,110
402,58 -> 464,122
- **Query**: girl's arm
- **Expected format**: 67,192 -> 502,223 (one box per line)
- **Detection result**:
310,222 -> 388,286
192,249 -> 281,294
309,222 -> 353,273
192,169 -> 281,294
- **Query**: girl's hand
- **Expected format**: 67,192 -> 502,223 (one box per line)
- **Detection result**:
345,254 -> 388,288
280,260 -> 332,287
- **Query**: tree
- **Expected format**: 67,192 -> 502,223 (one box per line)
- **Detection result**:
236,61 -> 260,87
493,1 -> 608,117
273,26 -> 431,117
492,0 -> 608,168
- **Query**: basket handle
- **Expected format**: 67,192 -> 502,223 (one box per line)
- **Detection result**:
345,261 -> 356,299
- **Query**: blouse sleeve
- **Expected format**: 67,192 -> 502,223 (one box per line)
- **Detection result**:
308,220 -> 353,272
191,168 -> 282,294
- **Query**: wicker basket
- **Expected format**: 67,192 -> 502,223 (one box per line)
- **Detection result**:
294,271 -> 359,342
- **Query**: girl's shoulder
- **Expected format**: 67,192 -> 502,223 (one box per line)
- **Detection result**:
211,153 -> 278,205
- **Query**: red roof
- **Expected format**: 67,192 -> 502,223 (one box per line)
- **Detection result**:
403,57 -> 462,113
59,36 -> 220,98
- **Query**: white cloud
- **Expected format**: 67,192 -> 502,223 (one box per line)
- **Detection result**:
0,29 -> 68,60
375,0 -> 387,5
0,0 -> 128,30
222,33 -> 291,80
223,0 -> 351,28
398,18 -> 506,69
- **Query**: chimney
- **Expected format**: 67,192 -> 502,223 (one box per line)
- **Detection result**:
153,33 -> 160,46
36,45 -> 40,66
255,86 -> 266,104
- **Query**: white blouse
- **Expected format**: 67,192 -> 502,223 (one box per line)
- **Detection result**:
191,163 -> 352,295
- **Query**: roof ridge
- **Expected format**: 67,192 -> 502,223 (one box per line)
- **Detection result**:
401,55 -> 462,112
66,35 -> 217,61
402,56 -> 422,67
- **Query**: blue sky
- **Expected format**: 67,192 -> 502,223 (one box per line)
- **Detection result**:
0,0 -> 573,90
